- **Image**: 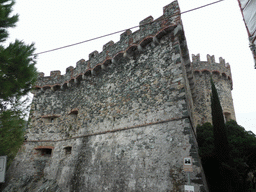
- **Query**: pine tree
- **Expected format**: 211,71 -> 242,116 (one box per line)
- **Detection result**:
0,0 -> 37,168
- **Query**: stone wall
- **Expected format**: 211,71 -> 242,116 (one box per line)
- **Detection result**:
1,1 -> 211,191
5,32 -> 205,192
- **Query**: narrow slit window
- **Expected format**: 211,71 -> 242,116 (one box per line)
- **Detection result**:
42,115 -> 60,124
44,117 -> 55,123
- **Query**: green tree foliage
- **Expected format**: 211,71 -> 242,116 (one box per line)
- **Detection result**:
0,109 -> 26,168
0,0 -> 37,168
209,79 -> 234,192
196,80 -> 256,191
210,78 -> 230,164
197,121 -> 256,191
0,40 -> 37,102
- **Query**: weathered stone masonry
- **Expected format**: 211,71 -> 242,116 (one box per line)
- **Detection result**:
2,1 -> 235,192
192,54 -> 235,126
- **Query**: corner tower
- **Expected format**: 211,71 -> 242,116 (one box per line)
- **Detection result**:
192,54 -> 236,126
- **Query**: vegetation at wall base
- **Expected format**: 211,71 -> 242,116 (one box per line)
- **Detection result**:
197,121 -> 256,191
197,80 -> 256,192
0,0 -> 37,169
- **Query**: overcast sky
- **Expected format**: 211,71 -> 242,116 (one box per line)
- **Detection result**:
6,0 -> 256,133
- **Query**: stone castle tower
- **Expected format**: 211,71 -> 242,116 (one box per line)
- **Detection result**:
2,1 -> 235,191
191,54 -> 235,126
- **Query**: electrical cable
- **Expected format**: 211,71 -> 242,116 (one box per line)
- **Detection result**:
34,0 -> 224,56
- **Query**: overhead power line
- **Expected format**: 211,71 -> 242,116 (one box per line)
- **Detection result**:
34,0 -> 224,56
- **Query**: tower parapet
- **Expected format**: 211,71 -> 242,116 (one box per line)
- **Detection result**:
192,54 -> 232,88
35,1 -> 181,90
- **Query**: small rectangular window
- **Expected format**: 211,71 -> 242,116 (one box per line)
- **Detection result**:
41,148 -> 52,156
35,146 -> 53,157
41,115 -> 60,124
43,117 -> 55,123
64,146 -> 72,155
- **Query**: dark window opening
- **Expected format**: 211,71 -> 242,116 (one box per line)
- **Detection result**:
36,148 -> 52,157
222,73 -> 227,78
64,146 -> 72,155
42,148 -> 52,155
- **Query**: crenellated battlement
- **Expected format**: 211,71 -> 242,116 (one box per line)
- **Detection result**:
35,1 -> 181,90
192,54 -> 232,86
